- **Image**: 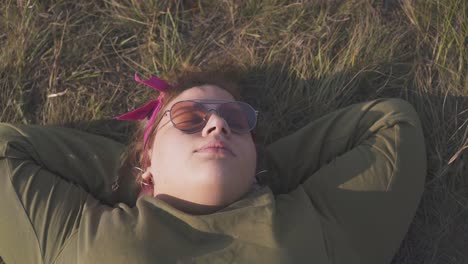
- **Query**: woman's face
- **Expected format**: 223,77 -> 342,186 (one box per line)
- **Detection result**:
145,85 -> 257,214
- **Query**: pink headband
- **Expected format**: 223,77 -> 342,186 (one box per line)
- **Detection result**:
115,73 -> 171,146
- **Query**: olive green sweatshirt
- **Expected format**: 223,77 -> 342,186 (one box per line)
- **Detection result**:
0,98 -> 426,264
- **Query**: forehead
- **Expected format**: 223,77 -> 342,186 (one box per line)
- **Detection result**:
169,85 -> 235,106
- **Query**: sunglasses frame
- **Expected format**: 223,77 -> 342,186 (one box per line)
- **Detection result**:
158,99 -> 259,134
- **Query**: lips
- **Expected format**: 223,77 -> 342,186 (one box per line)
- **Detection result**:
196,140 -> 235,156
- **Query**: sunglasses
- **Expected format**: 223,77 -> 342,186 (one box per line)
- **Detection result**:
157,99 -> 259,134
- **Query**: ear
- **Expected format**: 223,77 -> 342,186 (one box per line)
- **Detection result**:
141,170 -> 153,183
139,170 -> 155,197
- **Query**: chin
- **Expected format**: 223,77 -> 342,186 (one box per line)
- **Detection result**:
192,166 -> 231,182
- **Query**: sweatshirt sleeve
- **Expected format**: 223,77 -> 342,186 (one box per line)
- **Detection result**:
263,98 -> 426,195
0,123 -> 136,263
0,123 -> 136,204
263,98 -> 427,263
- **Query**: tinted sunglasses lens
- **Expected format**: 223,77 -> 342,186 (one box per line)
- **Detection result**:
170,101 -> 206,133
219,102 -> 257,133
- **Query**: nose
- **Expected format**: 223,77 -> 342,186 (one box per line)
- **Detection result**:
201,110 -> 231,137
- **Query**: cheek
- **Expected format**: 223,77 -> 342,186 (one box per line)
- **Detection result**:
248,140 -> 257,160
150,130 -> 192,168
239,136 -> 257,165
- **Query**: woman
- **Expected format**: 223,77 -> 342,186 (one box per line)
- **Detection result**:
0,69 -> 426,263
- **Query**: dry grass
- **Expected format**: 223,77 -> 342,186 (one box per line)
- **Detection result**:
1,0 -> 467,263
